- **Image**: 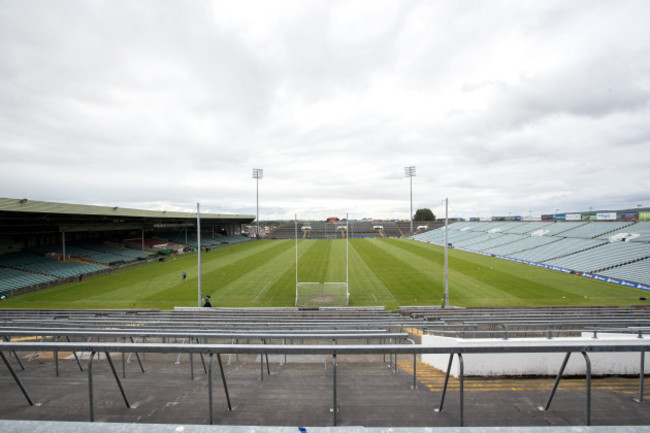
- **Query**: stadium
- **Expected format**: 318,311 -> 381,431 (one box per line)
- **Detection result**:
1,196 -> 649,430
3,2 -> 650,431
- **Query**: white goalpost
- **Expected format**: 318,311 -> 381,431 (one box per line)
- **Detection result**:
295,213 -> 350,307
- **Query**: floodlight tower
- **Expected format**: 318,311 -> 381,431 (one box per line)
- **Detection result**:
404,166 -> 416,233
443,198 -> 449,308
253,168 -> 263,238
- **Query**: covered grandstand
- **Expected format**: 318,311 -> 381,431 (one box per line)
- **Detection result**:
0,197 -> 254,296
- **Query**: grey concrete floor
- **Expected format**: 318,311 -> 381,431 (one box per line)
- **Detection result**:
0,352 -> 648,428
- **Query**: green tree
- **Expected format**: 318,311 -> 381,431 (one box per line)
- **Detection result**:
414,208 -> 435,221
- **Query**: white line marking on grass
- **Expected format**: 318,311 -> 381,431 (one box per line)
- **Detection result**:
371,293 -> 377,302
253,281 -> 273,301
383,281 -> 399,304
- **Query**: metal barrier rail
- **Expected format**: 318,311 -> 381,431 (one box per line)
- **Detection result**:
420,316 -> 650,322
425,327 -> 650,339
1,330 -> 407,340
0,326 -> 395,334
0,340 -> 647,427
0,319 -> 422,328
0,316 -> 419,323
2,330 -> 409,382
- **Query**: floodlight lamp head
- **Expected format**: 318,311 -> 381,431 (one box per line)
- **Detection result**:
253,168 -> 264,179
404,166 -> 416,177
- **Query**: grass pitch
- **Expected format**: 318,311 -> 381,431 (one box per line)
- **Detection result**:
2,238 -> 648,310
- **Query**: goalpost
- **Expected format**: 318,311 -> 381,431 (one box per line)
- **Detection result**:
295,213 -> 350,307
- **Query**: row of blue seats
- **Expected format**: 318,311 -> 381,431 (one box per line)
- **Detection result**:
0,252 -> 106,281
0,267 -> 57,292
412,221 -> 650,285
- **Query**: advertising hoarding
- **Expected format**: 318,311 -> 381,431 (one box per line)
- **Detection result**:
565,213 -> 581,221
619,212 -> 638,221
597,212 -> 617,221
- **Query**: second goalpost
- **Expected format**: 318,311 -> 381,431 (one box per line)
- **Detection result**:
294,213 -> 350,307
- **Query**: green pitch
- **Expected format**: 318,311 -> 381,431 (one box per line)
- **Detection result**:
1,238 -> 648,310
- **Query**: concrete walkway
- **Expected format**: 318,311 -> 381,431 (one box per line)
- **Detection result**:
0,352 -> 648,427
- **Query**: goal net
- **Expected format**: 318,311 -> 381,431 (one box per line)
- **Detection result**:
295,282 -> 349,307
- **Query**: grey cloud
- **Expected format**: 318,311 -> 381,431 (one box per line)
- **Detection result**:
1,1 -> 650,220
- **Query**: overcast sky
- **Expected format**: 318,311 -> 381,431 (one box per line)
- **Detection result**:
1,0 -> 649,221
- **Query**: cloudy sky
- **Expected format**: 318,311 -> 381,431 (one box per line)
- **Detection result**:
1,0 -> 649,221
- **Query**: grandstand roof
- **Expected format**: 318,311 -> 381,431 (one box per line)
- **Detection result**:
0,197 -> 255,235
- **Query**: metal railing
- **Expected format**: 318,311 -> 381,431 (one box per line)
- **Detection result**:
1,339 -> 647,427
424,326 -> 650,340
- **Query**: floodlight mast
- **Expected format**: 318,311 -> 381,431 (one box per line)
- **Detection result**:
295,213 -> 298,298
253,168 -> 263,238
197,202 -> 202,307
405,166 -> 416,233
444,198 -> 449,308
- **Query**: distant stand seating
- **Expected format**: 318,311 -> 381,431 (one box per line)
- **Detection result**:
0,251 -> 105,283
156,232 -> 251,248
0,234 -> 248,294
269,220 -> 441,239
411,221 -> 650,286
0,266 -> 57,293
31,242 -> 154,266
270,221 -> 300,239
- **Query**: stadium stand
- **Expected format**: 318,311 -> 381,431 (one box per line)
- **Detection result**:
411,221 -> 650,286
78,242 -> 153,260
603,221 -> 650,243
545,241 -> 650,273
157,232 -> 251,248
499,221 -> 554,234
598,258 -> 650,285
512,238 -> 606,262
28,242 -> 153,266
216,234 -> 249,244
0,267 -> 57,292
269,220 -> 440,239
0,197 -> 256,294
560,221 -> 636,239
483,234 -> 559,256
454,233 -> 523,251
534,221 -> 589,236
0,252 -> 106,279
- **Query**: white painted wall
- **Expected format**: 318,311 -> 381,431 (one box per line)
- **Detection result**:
421,334 -> 648,377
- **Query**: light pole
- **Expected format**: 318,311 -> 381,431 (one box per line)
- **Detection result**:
404,166 -> 416,233
197,202 -> 202,307
444,198 -> 449,308
253,168 -> 263,238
